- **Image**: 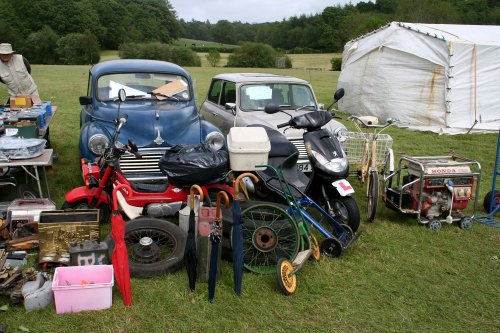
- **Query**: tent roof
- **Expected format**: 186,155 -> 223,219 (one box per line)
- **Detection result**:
399,22 -> 500,45
349,22 -> 500,46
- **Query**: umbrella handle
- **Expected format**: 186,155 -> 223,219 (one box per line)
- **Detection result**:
190,184 -> 204,208
216,191 -> 230,218
234,173 -> 259,197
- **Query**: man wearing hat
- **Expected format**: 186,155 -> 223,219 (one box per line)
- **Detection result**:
0,43 -> 39,97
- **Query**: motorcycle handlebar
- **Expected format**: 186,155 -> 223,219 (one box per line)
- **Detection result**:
277,122 -> 289,128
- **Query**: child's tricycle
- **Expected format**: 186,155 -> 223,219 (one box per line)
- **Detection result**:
381,154 -> 481,230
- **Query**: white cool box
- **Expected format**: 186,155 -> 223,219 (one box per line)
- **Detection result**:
227,127 -> 271,171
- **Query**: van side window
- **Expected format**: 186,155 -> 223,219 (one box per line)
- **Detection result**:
208,80 -> 222,103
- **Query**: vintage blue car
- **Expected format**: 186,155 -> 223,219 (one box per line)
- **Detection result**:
79,59 -> 225,180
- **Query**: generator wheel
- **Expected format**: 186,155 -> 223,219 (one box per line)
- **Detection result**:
427,219 -> 442,231
277,258 -> 296,295
459,217 -> 473,229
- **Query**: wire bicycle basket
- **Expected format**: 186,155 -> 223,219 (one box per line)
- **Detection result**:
341,132 -> 393,166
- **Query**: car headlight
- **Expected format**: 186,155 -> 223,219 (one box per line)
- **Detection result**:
333,127 -> 349,143
88,134 -> 109,155
205,131 -> 225,151
310,149 -> 348,173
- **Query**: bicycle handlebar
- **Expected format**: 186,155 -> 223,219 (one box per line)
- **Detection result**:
348,115 -> 399,129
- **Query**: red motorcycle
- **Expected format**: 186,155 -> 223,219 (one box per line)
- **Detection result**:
63,96 -> 233,277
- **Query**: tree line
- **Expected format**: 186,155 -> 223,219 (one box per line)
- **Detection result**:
180,0 -> 500,53
0,0 -> 499,65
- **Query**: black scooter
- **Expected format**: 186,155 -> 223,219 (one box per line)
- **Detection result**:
250,88 -> 360,233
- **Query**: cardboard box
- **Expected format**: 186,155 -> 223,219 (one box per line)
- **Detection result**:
9,94 -> 42,108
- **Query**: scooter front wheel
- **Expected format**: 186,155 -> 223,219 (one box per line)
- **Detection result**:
323,195 -> 360,233
277,258 -> 297,295
106,217 -> 187,278
61,199 -> 110,224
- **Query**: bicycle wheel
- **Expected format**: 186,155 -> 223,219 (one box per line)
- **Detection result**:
240,204 -> 300,274
366,170 -> 379,222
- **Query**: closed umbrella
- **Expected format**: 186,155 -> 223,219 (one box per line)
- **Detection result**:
232,173 -> 259,296
111,184 -> 132,306
185,185 -> 203,292
208,191 -> 230,303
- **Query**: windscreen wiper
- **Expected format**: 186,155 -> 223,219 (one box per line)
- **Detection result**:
148,91 -> 179,102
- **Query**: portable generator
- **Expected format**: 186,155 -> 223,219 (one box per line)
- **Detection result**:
383,154 -> 481,230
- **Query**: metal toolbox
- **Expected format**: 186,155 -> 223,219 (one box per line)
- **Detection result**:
38,209 -> 99,264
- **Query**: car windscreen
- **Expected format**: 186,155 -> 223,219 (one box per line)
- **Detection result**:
240,83 -> 317,111
96,73 -> 190,102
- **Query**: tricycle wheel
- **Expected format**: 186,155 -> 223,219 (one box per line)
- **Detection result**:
277,258 -> 296,295
61,199 -> 110,224
427,219 -> 442,231
483,190 -> 500,213
459,217 -> 473,229
309,234 -> 321,262
321,237 -> 343,257
366,170 -> 379,222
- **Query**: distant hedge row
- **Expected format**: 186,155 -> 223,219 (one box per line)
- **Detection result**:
189,46 -> 236,53
119,42 -> 201,67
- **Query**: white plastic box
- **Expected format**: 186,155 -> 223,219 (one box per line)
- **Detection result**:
52,265 -> 114,314
227,127 -> 270,171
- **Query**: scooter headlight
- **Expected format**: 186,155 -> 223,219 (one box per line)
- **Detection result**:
205,131 -> 225,151
333,127 -> 349,143
88,134 -> 109,156
310,149 -> 348,173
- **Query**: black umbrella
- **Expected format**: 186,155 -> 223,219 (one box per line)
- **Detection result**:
185,185 -> 203,292
232,173 -> 259,296
208,191 -> 230,303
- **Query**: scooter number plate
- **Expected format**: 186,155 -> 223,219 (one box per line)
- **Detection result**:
297,163 -> 312,172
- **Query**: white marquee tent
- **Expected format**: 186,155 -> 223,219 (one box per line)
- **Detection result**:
337,22 -> 500,134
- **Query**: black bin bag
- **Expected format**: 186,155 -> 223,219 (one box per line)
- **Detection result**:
159,143 -> 229,186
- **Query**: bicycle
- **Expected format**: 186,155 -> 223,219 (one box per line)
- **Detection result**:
346,115 -> 398,221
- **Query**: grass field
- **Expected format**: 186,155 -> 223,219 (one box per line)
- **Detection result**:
0,63 -> 498,333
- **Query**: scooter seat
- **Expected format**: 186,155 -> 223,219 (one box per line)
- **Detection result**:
130,181 -> 168,193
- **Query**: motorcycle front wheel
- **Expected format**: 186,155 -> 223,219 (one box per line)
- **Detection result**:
323,195 -> 360,233
106,217 -> 186,278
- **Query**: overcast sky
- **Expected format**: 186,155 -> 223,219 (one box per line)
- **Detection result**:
170,0 -> 362,24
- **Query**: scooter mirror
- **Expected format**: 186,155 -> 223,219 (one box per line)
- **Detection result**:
333,88 -> 345,101
264,103 -> 281,114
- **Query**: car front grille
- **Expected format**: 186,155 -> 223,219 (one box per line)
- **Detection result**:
288,138 -> 308,161
119,147 -> 168,180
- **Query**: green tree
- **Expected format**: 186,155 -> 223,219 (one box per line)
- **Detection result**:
212,20 -> 236,44
56,31 -> 100,65
24,26 -> 59,64
227,42 -> 276,68
206,49 -> 221,67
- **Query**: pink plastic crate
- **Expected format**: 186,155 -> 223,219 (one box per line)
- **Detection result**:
52,265 -> 114,314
